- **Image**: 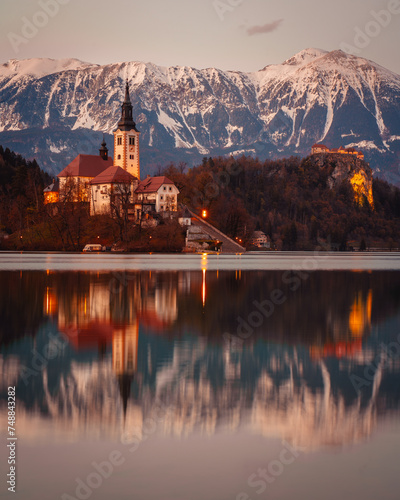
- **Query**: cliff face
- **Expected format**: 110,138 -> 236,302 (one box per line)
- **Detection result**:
312,153 -> 374,207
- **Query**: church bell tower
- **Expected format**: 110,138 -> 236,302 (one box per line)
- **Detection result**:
113,80 -> 140,179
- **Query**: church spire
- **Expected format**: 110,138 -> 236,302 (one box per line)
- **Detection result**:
118,79 -> 138,131
114,79 -> 141,179
99,134 -> 108,160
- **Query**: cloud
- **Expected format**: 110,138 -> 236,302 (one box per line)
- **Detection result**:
247,19 -> 283,36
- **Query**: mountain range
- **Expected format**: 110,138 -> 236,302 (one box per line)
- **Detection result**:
0,48 -> 399,182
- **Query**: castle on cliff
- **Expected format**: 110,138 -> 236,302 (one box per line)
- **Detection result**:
312,143 -> 364,160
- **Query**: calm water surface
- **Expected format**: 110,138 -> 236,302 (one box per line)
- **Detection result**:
1,253 -> 400,500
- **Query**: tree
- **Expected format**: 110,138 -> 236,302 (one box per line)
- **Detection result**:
109,182 -> 135,242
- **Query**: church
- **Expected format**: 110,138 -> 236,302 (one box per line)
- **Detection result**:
45,81 -> 179,222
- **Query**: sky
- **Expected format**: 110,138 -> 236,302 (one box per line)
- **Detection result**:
0,0 -> 399,74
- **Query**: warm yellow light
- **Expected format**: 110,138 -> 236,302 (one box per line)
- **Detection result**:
349,290 -> 372,337
202,210 -> 207,218
350,172 -> 374,208
202,268 -> 206,307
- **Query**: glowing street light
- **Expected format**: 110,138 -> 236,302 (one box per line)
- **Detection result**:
202,210 -> 207,218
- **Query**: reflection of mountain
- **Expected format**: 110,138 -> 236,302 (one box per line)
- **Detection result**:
2,338 -> 399,451
0,271 -> 49,345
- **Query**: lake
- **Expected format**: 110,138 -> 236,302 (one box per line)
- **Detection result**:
1,253 -> 400,500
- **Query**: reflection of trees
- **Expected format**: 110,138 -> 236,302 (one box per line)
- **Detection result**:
172,271 -> 400,348
0,271 -> 47,346
2,270 -> 400,351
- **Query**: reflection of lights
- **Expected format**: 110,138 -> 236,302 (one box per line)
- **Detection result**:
202,268 -> 206,307
46,288 -> 50,314
349,289 -> 372,337
201,254 -> 207,305
44,287 -> 57,316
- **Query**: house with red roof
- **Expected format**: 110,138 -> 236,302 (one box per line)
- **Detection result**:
89,165 -> 138,217
57,139 -> 113,202
135,175 -> 179,215
311,143 -> 329,154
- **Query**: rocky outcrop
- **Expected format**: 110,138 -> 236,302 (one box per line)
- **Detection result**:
312,153 -> 374,207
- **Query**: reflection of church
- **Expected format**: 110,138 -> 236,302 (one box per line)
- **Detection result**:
113,325 -> 139,418
48,272 -> 178,417
29,272 -> 400,449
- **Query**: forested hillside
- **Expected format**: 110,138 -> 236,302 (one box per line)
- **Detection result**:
1,146 -> 400,251
162,155 -> 400,250
0,146 -> 51,235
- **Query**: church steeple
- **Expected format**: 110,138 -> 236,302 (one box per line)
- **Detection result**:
114,79 -> 141,179
99,135 -> 108,160
118,80 -> 138,132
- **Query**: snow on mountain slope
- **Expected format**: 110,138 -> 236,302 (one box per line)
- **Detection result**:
0,58 -> 96,79
0,49 -> 399,181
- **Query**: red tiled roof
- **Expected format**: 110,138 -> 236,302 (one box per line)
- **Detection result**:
135,176 -> 175,194
312,143 -> 328,149
57,154 -> 113,178
90,166 -> 137,185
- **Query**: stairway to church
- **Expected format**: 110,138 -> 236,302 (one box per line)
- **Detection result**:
188,209 -> 246,253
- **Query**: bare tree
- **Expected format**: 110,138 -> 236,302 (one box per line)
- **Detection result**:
109,182 -> 134,242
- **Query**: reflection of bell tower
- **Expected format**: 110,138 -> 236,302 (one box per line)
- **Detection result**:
112,322 -> 139,418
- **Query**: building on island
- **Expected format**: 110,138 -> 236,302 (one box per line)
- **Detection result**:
178,208 -> 192,227
250,231 -> 270,249
89,165 -> 138,217
113,81 -> 141,180
311,143 -> 364,160
45,80 -> 179,222
43,178 -> 59,204
57,153 -> 113,202
135,176 -> 179,216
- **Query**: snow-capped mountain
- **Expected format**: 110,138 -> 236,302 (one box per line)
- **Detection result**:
0,49 -> 399,181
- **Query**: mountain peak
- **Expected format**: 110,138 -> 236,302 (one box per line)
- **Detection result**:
0,49 -> 399,183
282,48 -> 328,66
0,58 -> 96,79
